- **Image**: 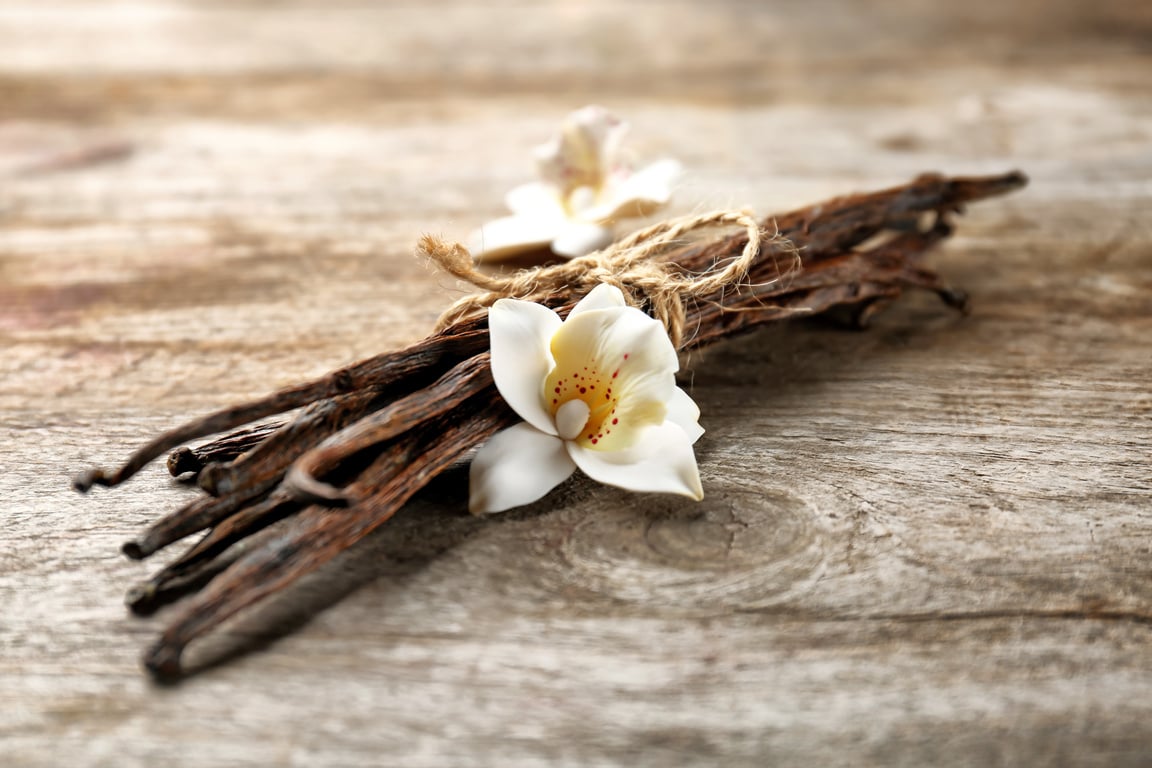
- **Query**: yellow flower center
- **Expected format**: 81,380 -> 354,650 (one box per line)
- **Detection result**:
543,354 -> 629,449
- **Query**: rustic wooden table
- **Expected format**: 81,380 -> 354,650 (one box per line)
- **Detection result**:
2,1 -> 1149,765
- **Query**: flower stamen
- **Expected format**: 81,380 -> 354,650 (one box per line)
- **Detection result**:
555,399 -> 591,441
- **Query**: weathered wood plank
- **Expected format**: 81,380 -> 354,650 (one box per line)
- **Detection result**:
1,0 -> 1150,765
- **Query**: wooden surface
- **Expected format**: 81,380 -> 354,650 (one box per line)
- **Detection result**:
2,1 -> 1150,765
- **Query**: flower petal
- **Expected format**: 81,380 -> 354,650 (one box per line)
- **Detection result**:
551,306 -> 678,387
468,215 -> 562,263
551,223 -> 615,258
666,386 -> 705,444
617,158 -> 682,202
469,423 -> 576,514
535,105 -> 628,193
569,283 -> 627,317
504,182 -> 565,217
569,105 -> 628,170
489,298 -> 562,435
583,158 -> 682,222
568,421 -> 703,500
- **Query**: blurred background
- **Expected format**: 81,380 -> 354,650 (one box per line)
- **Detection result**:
3,0 -> 1147,381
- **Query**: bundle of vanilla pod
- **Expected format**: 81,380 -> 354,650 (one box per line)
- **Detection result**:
74,171 -> 1027,678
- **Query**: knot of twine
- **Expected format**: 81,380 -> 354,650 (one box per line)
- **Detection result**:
420,210 -> 773,350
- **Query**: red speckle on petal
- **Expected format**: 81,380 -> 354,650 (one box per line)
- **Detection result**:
591,438 -> 598,444
579,387 -> 587,394
623,353 -> 630,360
612,418 -> 618,425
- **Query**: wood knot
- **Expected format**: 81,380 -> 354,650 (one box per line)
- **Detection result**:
529,482 -> 827,611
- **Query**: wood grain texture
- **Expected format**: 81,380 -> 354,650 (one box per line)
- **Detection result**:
1,1 -> 1150,766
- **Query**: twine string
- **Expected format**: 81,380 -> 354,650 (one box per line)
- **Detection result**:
420,210 -> 779,349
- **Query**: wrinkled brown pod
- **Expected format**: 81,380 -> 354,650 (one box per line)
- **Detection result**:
74,171 -> 1027,679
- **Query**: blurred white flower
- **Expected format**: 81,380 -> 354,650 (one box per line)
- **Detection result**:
469,284 -> 704,515
469,106 -> 682,262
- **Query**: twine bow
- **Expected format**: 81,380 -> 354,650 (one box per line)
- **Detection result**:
420,210 -> 782,350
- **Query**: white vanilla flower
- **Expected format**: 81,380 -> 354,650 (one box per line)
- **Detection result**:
468,105 -> 682,262
469,284 -> 704,514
